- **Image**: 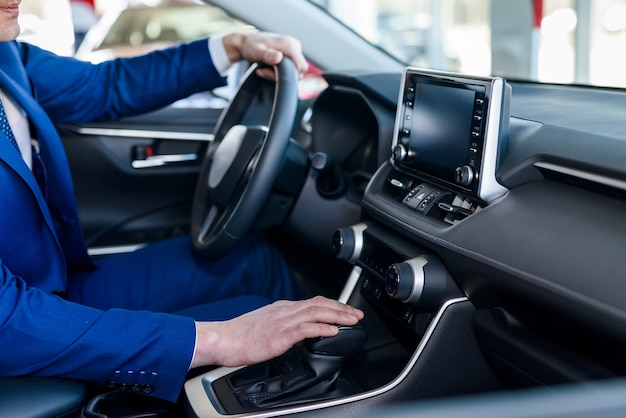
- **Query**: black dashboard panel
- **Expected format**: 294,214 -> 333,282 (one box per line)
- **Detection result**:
311,69 -> 626,387
183,68 -> 626,417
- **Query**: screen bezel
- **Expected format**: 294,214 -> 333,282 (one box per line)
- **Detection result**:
391,68 -> 511,203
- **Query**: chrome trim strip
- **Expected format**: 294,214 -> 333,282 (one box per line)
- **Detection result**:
338,266 -> 362,304
132,153 -> 198,169
184,297 -> 469,418
88,244 -> 146,256
534,161 -> 626,192
68,125 -> 214,142
404,256 -> 428,304
479,77 -> 510,202
348,223 -> 368,264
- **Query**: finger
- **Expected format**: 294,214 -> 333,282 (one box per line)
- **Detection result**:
283,302 -> 363,328
259,37 -> 308,75
255,67 -> 277,81
272,296 -> 362,318
304,295 -> 365,319
261,49 -> 283,66
254,53 -> 306,81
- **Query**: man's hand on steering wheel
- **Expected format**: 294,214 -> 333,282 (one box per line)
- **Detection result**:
222,29 -> 309,80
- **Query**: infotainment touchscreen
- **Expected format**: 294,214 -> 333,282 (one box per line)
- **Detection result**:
391,68 -> 511,203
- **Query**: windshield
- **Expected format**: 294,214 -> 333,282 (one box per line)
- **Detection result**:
312,0 -> 626,89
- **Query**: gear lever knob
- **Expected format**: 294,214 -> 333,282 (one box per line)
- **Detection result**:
305,324 -> 367,356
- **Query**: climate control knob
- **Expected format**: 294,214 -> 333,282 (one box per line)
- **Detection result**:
331,223 -> 367,264
385,256 -> 428,304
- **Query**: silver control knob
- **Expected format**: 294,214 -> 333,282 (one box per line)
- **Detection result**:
331,223 -> 367,264
454,165 -> 475,187
392,144 -> 408,162
385,256 -> 427,304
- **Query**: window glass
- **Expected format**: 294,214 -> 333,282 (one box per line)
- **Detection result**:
99,5 -> 245,49
316,0 -> 626,89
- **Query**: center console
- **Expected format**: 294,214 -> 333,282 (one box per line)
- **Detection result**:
183,221 -> 499,418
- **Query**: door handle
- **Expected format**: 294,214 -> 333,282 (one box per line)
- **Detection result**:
132,153 -> 198,169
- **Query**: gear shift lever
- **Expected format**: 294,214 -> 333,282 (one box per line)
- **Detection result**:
303,325 -> 367,384
233,325 -> 367,410
305,325 -> 367,356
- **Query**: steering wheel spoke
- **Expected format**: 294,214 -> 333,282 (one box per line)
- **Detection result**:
190,58 -> 299,259
197,205 -> 220,244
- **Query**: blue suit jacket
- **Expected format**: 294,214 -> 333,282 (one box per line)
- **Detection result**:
0,39 -> 225,402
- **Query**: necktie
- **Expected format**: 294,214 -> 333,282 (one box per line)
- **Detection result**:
0,99 -> 20,152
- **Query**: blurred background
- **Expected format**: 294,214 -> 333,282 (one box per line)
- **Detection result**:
16,0 -> 626,89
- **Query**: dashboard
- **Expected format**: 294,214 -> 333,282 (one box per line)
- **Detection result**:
315,67 -> 626,386
183,67 -> 626,417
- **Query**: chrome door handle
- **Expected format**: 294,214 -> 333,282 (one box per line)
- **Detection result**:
132,153 -> 198,169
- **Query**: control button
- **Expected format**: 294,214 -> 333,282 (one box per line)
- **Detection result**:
392,144 -> 408,162
473,115 -> 482,121
402,308 -> 414,324
373,285 -> 382,299
362,277 -> 371,290
415,190 -> 441,213
455,165 -> 475,187
406,196 -> 421,209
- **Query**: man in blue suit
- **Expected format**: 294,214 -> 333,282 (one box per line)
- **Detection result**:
0,1 -> 364,403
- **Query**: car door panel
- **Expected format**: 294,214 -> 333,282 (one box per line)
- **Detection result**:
58,106 -> 221,251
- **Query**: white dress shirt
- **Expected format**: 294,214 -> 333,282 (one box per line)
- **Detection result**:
0,90 -> 32,168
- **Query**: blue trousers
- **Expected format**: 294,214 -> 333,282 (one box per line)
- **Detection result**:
66,234 -> 308,321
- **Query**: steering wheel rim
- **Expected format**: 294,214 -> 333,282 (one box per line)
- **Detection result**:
190,58 -> 299,259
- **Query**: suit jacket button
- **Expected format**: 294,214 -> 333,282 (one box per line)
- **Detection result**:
142,384 -> 154,394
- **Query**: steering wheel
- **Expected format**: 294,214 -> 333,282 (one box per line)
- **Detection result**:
190,58 -> 299,259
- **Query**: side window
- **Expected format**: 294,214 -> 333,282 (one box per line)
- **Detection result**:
72,1 -> 251,110
19,0 -> 327,107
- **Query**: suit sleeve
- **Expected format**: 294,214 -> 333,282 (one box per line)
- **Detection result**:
18,39 -> 226,123
0,262 -> 196,402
